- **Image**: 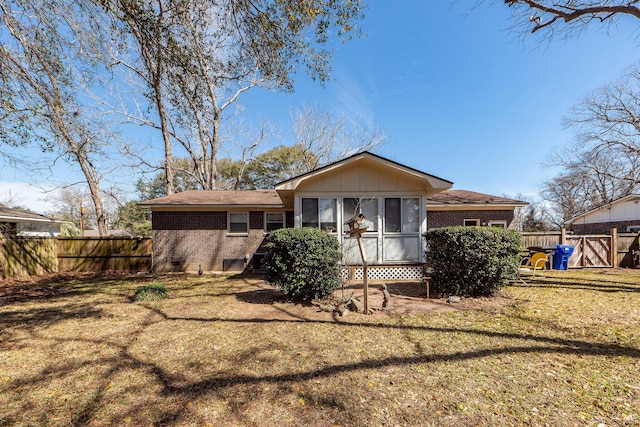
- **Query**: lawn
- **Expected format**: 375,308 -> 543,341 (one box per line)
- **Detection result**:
1,269 -> 639,426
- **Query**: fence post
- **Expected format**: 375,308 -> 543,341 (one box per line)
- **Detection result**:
560,228 -> 566,245
610,227 -> 618,267
0,235 -> 4,279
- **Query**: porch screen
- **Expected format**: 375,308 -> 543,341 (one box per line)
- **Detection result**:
385,198 -> 419,233
343,198 -> 378,231
301,198 -> 337,231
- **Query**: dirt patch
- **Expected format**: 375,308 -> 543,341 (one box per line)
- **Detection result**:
0,272 -> 515,321
231,278 -> 513,321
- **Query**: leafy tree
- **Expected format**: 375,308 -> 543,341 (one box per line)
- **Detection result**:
244,144 -> 314,189
0,0 -> 116,235
115,200 -> 151,236
103,0 -> 366,194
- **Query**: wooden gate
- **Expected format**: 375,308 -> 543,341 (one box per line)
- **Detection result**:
565,235 -> 612,268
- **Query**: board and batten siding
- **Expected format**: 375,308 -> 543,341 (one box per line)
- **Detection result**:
292,162 -> 430,264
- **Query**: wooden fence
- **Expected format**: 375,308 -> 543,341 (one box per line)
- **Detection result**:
1,236 -> 152,279
521,229 -> 640,268
2,230 -> 639,279
0,236 -> 57,279
57,237 -> 152,272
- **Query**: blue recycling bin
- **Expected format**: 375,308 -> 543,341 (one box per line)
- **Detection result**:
552,245 -> 574,270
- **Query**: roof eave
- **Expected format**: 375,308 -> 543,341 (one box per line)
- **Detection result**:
275,151 -> 453,192
566,193 -> 640,224
138,203 -> 284,210
427,203 -> 528,210
0,215 -> 63,224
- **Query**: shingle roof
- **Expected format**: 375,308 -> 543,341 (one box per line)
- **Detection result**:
138,189 -> 284,208
427,190 -> 528,206
0,207 -> 62,223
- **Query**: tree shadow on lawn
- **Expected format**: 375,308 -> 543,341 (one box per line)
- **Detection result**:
0,302 -> 111,353
4,273 -> 640,425
0,271 -> 151,304
515,275 -> 640,293
5,295 -> 640,427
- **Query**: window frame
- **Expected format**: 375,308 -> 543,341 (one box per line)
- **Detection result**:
343,197 -> 379,232
264,212 -> 285,232
384,197 -> 421,234
301,197 -> 337,232
463,219 -> 480,227
228,212 -> 249,234
488,221 -> 507,228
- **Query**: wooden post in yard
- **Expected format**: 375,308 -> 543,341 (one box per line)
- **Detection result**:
356,233 -> 368,314
610,227 -> 618,267
345,214 -> 369,315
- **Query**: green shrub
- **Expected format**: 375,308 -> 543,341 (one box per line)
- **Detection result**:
133,282 -> 168,301
263,227 -> 341,301
424,227 -> 521,297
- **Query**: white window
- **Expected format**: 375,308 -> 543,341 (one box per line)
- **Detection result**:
343,198 -> 378,232
265,212 -> 285,232
229,212 -> 248,233
301,198 -> 337,231
488,221 -> 507,228
384,198 -> 420,233
463,219 -> 480,227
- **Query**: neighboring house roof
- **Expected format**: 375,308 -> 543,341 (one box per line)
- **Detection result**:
275,151 -> 453,192
0,207 -> 64,224
138,189 -> 284,209
426,190 -> 528,211
566,193 -> 640,225
83,229 -> 133,237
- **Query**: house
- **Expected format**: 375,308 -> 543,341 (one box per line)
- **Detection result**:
566,193 -> 640,234
0,207 -> 65,237
139,152 -> 526,278
426,190 -> 528,229
139,152 -> 453,278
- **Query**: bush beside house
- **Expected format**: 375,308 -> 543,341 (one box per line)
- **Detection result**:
263,227 -> 341,301
425,227 -> 521,297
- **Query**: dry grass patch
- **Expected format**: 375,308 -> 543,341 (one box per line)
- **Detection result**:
0,270 -> 639,426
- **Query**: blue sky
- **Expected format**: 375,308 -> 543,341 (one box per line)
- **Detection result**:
241,2 -> 639,197
1,1 -> 639,213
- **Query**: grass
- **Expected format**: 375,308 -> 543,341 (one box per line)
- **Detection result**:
133,282 -> 168,301
0,269 -> 639,426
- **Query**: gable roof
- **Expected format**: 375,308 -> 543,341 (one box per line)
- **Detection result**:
0,207 -> 63,224
138,189 -> 283,209
426,190 -> 528,210
566,193 -> 640,224
275,151 -> 453,192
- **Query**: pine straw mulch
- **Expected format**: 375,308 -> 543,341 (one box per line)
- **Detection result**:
1,269 -> 639,426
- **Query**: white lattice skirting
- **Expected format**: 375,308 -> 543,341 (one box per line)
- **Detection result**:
342,265 -> 424,281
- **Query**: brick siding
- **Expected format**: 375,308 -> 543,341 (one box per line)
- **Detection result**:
151,210 -> 292,272
427,209 -> 515,229
153,211 -> 227,230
